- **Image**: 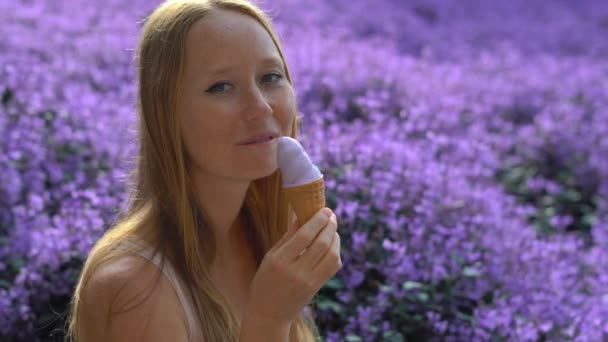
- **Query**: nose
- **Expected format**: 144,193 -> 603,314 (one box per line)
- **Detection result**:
243,85 -> 273,120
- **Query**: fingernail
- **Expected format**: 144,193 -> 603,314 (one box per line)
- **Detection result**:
323,208 -> 332,217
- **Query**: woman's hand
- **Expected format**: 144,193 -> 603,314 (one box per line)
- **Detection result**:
245,207 -> 341,326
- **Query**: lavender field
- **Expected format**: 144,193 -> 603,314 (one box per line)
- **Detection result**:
1,0 -> 608,341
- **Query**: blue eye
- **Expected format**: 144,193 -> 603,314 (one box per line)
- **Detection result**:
207,82 -> 231,93
263,72 -> 283,83
206,73 -> 283,94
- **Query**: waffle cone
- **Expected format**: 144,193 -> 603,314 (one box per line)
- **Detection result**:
282,175 -> 326,224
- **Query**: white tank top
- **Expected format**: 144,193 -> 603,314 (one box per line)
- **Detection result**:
116,238 -> 204,341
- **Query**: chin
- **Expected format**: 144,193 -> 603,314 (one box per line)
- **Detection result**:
250,164 -> 279,180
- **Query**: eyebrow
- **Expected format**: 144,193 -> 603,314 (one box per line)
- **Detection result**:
205,56 -> 283,76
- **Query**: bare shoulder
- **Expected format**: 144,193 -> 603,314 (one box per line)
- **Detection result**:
79,254 -> 190,342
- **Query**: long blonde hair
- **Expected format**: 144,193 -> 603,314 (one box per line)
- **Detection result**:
65,0 -> 319,340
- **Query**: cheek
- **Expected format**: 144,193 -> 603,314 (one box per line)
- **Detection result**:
278,89 -> 296,135
180,123 -> 201,163
179,115 -> 217,163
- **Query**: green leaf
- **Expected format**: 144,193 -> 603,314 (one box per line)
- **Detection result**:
345,334 -> 363,342
451,251 -> 464,265
9,257 -> 25,272
67,270 -> 81,283
563,189 -> 582,201
0,279 -> 11,289
316,297 -> 344,313
394,301 -> 409,317
402,281 -> 423,290
541,195 -> 554,206
382,330 -> 405,342
380,285 -> 393,293
462,266 -> 481,277
325,277 -> 344,290
416,292 -> 429,302
455,311 -> 475,323
42,110 -> 55,122
582,214 -> 597,226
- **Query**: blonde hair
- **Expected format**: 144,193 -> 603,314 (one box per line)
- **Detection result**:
65,0 -> 319,340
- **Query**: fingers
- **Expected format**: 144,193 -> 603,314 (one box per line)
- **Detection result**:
314,231 -> 342,280
298,212 -> 338,269
278,207 -> 332,260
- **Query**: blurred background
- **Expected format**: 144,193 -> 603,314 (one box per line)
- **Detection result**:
1,0 -> 607,340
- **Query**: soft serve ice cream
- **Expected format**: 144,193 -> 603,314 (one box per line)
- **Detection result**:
277,136 -> 326,224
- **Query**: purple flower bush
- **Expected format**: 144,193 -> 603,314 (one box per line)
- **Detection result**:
1,0 -> 607,341
272,0 -> 608,61
292,49 -> 608,340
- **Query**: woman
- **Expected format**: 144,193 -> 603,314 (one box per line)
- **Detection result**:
65,0 -> 342,341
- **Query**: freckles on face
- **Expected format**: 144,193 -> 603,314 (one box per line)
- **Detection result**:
176,9 -> 296,180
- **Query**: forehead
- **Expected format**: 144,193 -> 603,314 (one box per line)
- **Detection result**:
184,8 -> 281,69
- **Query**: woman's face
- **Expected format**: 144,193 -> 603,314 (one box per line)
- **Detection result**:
177,8 -> 295,181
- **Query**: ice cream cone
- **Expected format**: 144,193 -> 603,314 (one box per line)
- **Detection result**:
282,175 -> 326,224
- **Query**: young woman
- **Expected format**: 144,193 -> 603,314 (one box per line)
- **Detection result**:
65,0 -> 342,341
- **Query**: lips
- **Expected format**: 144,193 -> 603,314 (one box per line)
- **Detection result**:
238,130 -> 280,145
247,136 -> 273,144
241,137 -> 277,146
